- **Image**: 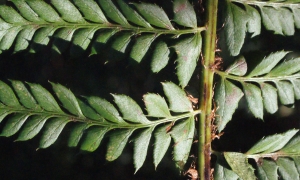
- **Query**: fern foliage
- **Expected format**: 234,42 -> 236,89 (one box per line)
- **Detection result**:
214,129 -> 300,180
214,51 -> 300,131
0,0 -> 204,87
0,80 -> 200,172
225,0 -> 300,55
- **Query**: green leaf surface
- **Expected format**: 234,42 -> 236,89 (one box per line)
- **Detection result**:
143,93 -> 171,117
245,4 -> 261,37
70,28 -> 97,57
256,159 -> 278,180
162,82 -> 192,112
0,114 -> 29,137
98,0 -> 129,25
27,83 -> 63,113
68,123 -> 88,147
80,126 -> 109,152
51,28 -> 76,54
87,96 -> 125,123
106,129 -> 134,161
109,32 -> 132,60
130,34 -> 157,63
291,79 -> 300,100
259,6 -> 294,35
277,158 -> 299,180
10,0 -> 45,22
275,81 -> 295,105
0,80 -> 21,107
247,51 -> 289,77
215,79 -> 244,132
0,109 -> 11,123
224,1 -> 248,56
173,0 -> 197,28
281,133 -> 300,154
174,33 -> 202,87
90,29 -> 117,55
170,116 -> 194,169
0,6 -> 27,23
154,124 -> 171,169
14,26 -> 38,53
16,115 -> 49,141
133,127 -> 154,173
214,157 -> 239,180
260,83 -> 278,114
133,2 -> 174,29
247,129 -> 298,154
112,94 -> 149,124
51,0 -> 85,23
225,56 -> 247,76
151,41 -> 170,73
77,98 -> 104,121
0,26 -> 23,51
242,83 -> 263,119
268,57 -> 300,76
30,27 -> 57,53
39,117 -> 69,148
51,82 -> 84,117
116,0 -> 152,28
73,0 -> 108,23
25,0 -> 63,23
224,152 -> 256,180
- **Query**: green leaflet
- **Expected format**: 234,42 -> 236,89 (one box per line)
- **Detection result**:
170,116 -> 195,169
162,82 -> 193,113
245,4 -> 261,37
247,129 -> 298,154
173,0 -> 197,28
0,109 -> 11,123
68,123 -> 88,147
133,127 -> 154,173
108,32 -> 133,61
0,80 -> 21,107
106,129 -> 134,161
151,41 -> 170,73
143,93 -> 171,117
51,82 -> 84,117
153,124 -> 171,169
10,0 -> 45,22
70,28 -> 97,57
77,98 -> 104,121
242,82 -> 264,119
112,94 -> 150,124
98,0 -> 129,25
130,34 -> 157,63
267,57 -> 300,76
80,126 -> 109,152
0,26 -> 23,51
90,29 -> 117,55
281,133 -> 300,154
247,51 -> 289,77
214,157 -> 240,180
256,159 -> 278,180
225,56 -> 247,76
87,96 -> 125,124
39,117 -> 69,148
14,26 -> 38,53
174,33 -> 202,87
133,2 -> 174,30
27,82 -> 63,113
51,0 -> 85,23
260,83 -> 278,114
16,115 -> 49,141
291,79 -> 300,100
0,114 -> 29,137
51,28 -> 77,54
29,27 -> 57,53
275,81 -> 295,105
0,6 -> 28,23
224,152 -> 256,180
215,79 -> 244,132
224,1 -> 248,56
25,0 -> 64,23
277,158 -> 299,180
116,0 -> 152,28
73,0 -> 108,23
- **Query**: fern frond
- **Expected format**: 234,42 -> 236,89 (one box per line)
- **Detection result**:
0,80 -> 200,172
214,129 -> 300,180
215,51 -> 300,131
0,0 -> 205,87
224,0 -> 300,56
